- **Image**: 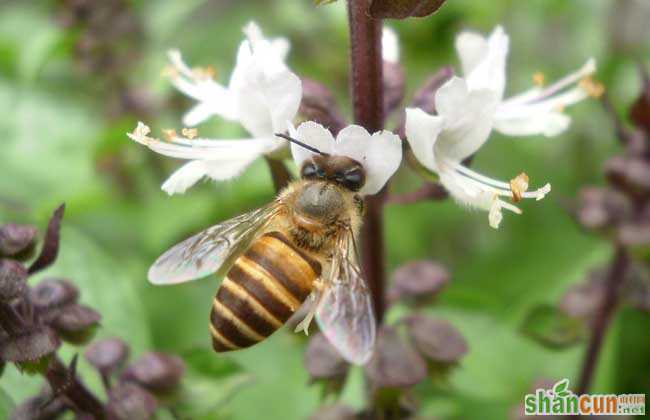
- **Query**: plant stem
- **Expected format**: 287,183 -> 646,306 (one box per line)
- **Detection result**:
347,0 -> 386,321
575,245 -> 628,395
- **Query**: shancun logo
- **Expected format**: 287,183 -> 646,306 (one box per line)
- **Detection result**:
524,379 -> 645,416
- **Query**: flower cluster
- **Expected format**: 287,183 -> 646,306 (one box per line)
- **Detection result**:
0,207 -> 187,419
129,23 -> 598,229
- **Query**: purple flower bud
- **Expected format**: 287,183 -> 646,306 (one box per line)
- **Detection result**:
369,0 -> 447,19
10,390 -> 66,420
364,326 -> 427,389
388,260 -> 449,304
0,259 -> 28,302
51,304 -> 101,345
304,333 -> 348,381
618,221 -> 650,250
107,382 -> 157,420
85,338 -> 130,375
28,204 -> 64,275
0,224 -> 37,259
30,278 -> 79,311
121,352 -> 185,394
558,270 -> 605,322
309,404 -> 356,420
574,187 -> 630,231
299,78 -> 346,136
604,155 -> 650,198
404,315 -> 468,364
0,326 -> 60,365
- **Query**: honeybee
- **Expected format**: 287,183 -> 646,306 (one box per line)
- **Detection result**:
148,134 -> 376,365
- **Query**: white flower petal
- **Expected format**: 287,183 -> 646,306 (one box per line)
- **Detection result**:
335,125 -> 402,195
434,77 -> 499,161
494,111 -> 571,137
292,121 -> 336,167
161,155 -> 258,195
182,102 -> 219,127
382,27 -> 399,63
464,26 -> 509,99
404,107 -> 444,172
455,30 -> 488,76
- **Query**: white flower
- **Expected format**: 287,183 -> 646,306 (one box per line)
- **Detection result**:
290,121 -> 402,195
404,25 -> 600,228
128,22 -> 301,195
456,25 -> 599,137
405,77 -> 551,228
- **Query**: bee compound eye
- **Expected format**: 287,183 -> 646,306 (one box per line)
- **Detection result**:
343,168 -> 364,191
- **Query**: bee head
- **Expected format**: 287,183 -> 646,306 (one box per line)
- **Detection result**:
300,155 -> 366,192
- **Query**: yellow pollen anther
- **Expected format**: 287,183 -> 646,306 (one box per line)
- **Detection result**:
510,172 -> 530,203
162,129 -> 177,142
579,76 -> 605,98
192,65 -> 216,81
554,103 -> 566,113
182,128 -> 198,139
161,65 -> 178,79
532,71 -> 545,87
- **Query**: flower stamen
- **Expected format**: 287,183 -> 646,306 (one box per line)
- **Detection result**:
579,76 -> 605,98
532,71 -> 545,87
181,128 -> 198,140
510,173 -> 530,203
162,129 -> 177,142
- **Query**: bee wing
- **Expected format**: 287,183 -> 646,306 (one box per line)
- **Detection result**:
315,234 -> 376,365
148,202 -> 281,285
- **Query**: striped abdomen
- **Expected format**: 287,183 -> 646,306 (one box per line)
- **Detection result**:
210,231 -> 322,352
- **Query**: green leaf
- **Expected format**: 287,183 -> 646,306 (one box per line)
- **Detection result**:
520,304 -> 586,350
171,349 -> 254,419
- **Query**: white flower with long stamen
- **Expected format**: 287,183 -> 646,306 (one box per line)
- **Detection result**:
128,22 -> 301,195
456,25 -> 599,137
290,121 -> 402,196
405,77 -> 551,229
404,25 -> 599,228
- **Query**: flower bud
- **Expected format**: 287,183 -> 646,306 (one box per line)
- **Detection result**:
121,352 -> 185,394
299,78 -> 346,136
0,259 -> 28,302
0,224 -> 37,259
0,326 -> 60,366
388,260 -> 449,305
618,221 -> 650,253
30,278 -> 79,311
364,326 -> 427,389
604,155 -> 650,198
574,187 -> 630,231
305,333 -> 348,382
558,270 -> 605,322
51,304 -> 101,345
10,390 -> 66,420
309,404 -> 356,420
369,0 -> 447,19
404,315 -> 468,365
107,382 -> 157,420
85,338 -> 130,375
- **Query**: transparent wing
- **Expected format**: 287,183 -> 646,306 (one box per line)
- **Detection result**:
315,233 -> 376,365
148,203 -> 281,285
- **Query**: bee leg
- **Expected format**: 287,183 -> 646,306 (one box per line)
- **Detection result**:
293,280 -> 325,335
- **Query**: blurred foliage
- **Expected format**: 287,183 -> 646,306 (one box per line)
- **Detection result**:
1,0 -> 649,419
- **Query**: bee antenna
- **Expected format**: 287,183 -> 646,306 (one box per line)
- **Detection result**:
275,133 -> 328,156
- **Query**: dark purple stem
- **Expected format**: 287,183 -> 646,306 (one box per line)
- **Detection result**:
347,0 -> 386,321
45,356 -> 106,418
265,157 -> 293,193
575,245 -> 629,395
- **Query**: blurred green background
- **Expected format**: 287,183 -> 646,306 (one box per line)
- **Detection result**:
1,0 -> 649,419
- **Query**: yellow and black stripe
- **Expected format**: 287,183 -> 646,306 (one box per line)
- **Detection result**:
210,231 -> 322,352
